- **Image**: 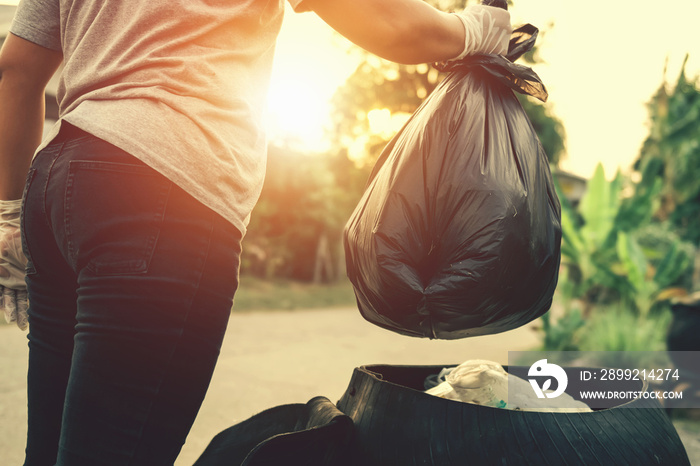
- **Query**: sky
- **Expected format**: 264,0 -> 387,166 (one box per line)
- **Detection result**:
267,0 -> 700,179
2,0 -> 699,179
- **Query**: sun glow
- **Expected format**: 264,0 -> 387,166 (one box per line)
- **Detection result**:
265,5 -> 359,152
265,76 -> 332,151
367,108 -> 411,137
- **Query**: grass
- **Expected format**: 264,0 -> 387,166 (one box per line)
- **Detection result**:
578,305 -> 672,353
673,417 -> 700,432
541,297 -> 673,353
232,276 -> 357,312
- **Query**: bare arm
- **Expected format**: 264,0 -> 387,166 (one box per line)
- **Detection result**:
0,34 -> 62,200
302,0 -> 466,64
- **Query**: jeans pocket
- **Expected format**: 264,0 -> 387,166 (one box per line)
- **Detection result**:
64,160 -> 172,276
20,168 -> 38,276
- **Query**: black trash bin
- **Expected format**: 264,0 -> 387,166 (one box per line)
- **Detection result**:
337,364 -> 691,466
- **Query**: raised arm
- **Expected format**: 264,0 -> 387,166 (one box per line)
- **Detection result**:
300,0 -> 511,65
0,33 -> 62,200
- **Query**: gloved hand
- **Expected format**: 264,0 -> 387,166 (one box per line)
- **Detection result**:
452,4 -> 512,59
0,199 -> 29,330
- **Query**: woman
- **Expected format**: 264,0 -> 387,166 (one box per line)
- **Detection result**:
0,0 -> 510,464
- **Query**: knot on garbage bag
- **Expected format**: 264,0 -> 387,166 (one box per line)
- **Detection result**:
435,24 -> 548,102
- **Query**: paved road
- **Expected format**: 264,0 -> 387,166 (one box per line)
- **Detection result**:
1,308 -> 697,465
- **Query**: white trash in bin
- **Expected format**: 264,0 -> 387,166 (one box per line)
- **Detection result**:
425,359 -> 592,412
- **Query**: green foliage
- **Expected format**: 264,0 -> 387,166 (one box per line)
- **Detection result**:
646,229 -> 695,290
579,165 -> 622,245
541,301 -> 672,356
636,59 -> 700,246
540,308 -> 585,352
556,163 -> 694,315
616,231 -> 647,293
615,156 -> 664,232
578,305 -> 672,354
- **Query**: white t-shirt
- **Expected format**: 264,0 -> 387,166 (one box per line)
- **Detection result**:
11,0 -> 307,235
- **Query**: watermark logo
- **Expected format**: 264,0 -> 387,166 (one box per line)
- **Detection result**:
510,351 -> 699,409
528,359 -> 568,399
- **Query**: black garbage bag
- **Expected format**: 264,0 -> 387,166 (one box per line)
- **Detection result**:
344,25 -> 561,340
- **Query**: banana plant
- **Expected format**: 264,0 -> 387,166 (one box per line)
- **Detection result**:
556,163 -> 692,315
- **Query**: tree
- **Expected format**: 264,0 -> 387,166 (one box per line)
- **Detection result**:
241,144 -> 371,281
556,163 -> 693,317
635,57 -> 700,247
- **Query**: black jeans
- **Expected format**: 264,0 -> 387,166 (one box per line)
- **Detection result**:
21,124 -> 242,465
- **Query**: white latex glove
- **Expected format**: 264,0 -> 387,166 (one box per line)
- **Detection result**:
452,5 -> 512,59
0,199 -> 29,330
